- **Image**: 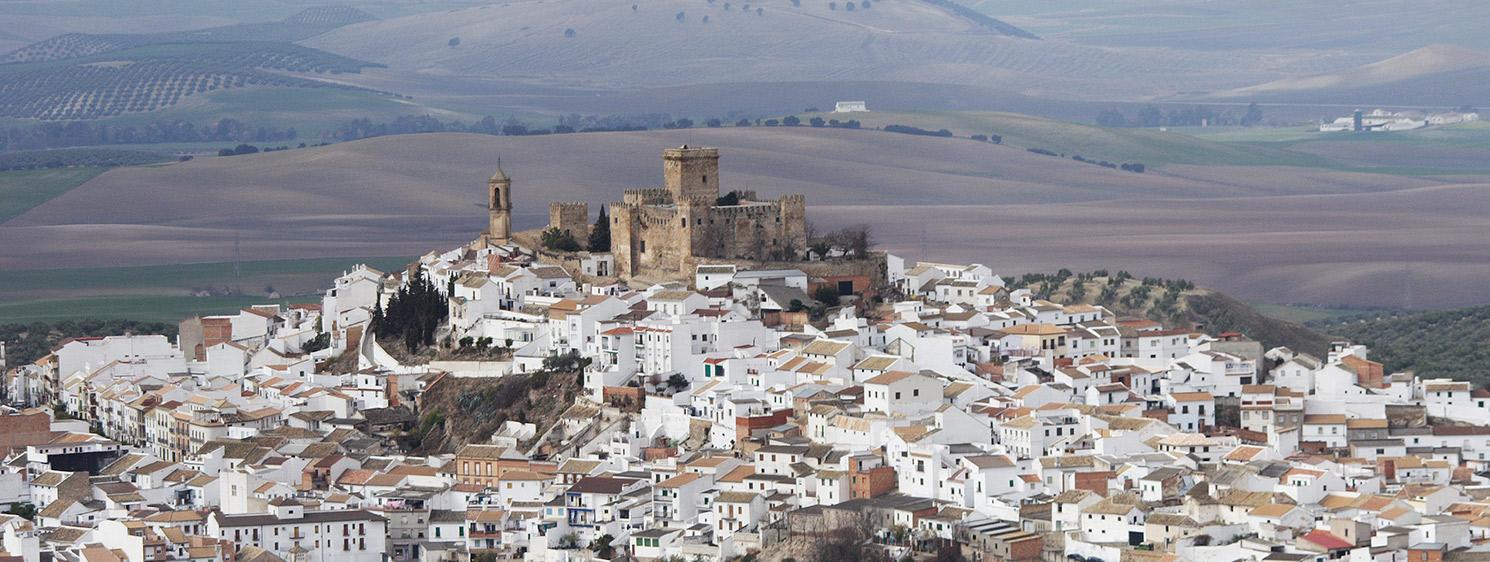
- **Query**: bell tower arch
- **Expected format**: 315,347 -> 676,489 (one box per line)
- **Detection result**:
486,163 -> 512,245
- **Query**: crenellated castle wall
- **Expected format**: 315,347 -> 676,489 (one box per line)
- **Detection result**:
548,201 -> 590,240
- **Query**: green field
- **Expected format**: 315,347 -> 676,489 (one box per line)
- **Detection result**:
1184,121 -> 1490,147
1169,125 -> 1326,143
1,86 -> 472,153
0,257 -> 413,324
0,167 -> 106,223
0,256 -> 412,300
813,111 -> 1490,176
0,295 -> 320,323
805,110 -> 1333,167
1250,302 -> 1401,325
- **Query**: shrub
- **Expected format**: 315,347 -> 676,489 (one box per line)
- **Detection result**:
813,285 -> 842,306
541,227 -> 581,252
884,124 -> 952,137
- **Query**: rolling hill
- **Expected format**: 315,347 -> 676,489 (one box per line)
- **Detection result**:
0,7 -> 386,120
1210,45 -> 1490,106
300,0 -> 1356,100
4,127 -> 1489,308
799,110 -> 1327,167
1,7 -> 377,64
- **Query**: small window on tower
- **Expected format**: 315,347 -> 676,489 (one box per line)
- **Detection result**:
702,175 -> 708,183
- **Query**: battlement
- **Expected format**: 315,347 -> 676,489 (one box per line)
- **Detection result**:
662,146 -> 720,159
709,202 -> 781,218
550,201 -> 588,212
663,145 -> 720,202
623,188 -> 672,206
604,147 -> 807,278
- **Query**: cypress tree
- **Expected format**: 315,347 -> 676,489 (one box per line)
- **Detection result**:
588,205 -> 612,252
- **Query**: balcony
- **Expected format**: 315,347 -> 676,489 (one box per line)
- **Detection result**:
468,525 -> 501,539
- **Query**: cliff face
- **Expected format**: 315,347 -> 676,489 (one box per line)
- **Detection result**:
409,370 -> 581,455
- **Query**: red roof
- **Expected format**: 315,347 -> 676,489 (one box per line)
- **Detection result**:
1301,530 -> 1352,550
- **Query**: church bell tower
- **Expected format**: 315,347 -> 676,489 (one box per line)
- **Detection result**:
486,162 -> 512,245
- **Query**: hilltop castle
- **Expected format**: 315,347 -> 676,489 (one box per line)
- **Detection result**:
542,146 -> 808,278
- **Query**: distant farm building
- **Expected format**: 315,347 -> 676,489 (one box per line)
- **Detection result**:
834,101 -> 868,113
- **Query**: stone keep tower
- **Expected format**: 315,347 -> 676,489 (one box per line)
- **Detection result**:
663,146 -> 720,203
486,164 -> 512,245
610,146 -> 808,278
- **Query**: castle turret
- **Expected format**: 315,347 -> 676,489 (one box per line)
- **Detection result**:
486,164 -> 512,245
663,145 -> 720,204
548,201 -> 589,241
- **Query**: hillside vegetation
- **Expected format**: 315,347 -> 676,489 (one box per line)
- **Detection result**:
1016,270 -> 1330,356
0,319 -> 178,367
1315,306 -> 1490,385
0,7 -> 383,120
0,148 -> 172,171
0,42 -> 382,120
1,7 -> 377,64
410,369 -> 582,454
